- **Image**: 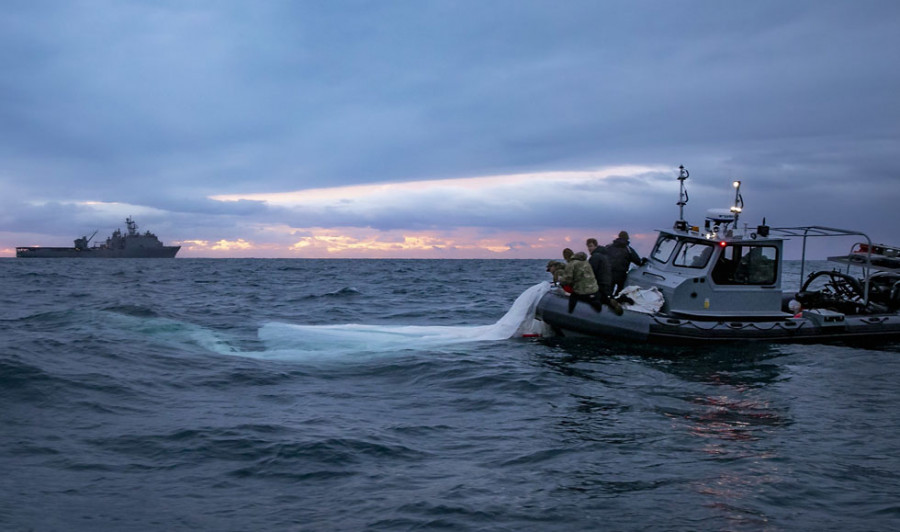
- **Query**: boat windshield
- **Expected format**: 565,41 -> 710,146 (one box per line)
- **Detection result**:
673,241 -> 715,269
651,235 -> 678,263
711,244 -> 778,285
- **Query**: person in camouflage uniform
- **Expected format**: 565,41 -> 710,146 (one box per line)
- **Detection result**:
559,249 -> 599,295
554,248 -> 623,315
545,260 -> 567,285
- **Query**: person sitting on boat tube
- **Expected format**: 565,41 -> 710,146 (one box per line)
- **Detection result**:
606,231 -> 643,295
556,248 -> 623,315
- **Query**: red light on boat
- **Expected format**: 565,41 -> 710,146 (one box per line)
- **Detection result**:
719,241 -> 727,247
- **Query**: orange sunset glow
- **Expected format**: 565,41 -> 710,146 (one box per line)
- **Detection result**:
175,227 -> 651,259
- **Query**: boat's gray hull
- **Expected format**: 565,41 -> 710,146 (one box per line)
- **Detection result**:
535,291 -> 900,344
16,246 -> 180,258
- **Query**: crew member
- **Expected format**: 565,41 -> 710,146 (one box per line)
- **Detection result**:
606,231 -> 643,295
586,238 -> 613,297
557,248 -> 623,315
546,260 -> 568,290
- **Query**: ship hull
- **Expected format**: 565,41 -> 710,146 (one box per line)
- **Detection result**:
536,291 -> 900,344
16,246 -> 180,258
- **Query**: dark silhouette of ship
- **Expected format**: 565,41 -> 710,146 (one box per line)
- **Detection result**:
16,217 -> 180,258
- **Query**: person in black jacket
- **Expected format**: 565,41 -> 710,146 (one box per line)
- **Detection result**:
586,238 -> 613,297
606,231 -> 642,295
585,239 -> 623,315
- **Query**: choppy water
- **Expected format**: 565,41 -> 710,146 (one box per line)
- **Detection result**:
1,258 -> 898,531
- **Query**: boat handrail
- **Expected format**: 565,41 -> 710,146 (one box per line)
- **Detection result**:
771,226 -> 873,305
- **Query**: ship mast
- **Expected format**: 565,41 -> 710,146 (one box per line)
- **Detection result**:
674,165 -> 690,231
730,180 -> 744,229
126,216 -> 138,236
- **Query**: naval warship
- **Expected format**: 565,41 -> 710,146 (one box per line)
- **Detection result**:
16,217 -> 180,258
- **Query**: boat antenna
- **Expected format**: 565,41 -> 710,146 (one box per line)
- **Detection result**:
730,180 -> 744,229
675,165 -> 689,231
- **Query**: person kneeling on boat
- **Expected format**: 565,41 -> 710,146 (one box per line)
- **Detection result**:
555,248 -> 623,315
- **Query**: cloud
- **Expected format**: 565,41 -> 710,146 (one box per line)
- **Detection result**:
210,165 -> 673,231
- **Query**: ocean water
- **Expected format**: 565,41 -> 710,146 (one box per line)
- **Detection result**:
1,258 -> 898,531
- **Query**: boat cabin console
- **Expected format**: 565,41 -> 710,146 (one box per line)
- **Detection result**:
632,222 -> 786,319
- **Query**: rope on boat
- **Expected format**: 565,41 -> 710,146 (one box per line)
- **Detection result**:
650,316 -> 806,332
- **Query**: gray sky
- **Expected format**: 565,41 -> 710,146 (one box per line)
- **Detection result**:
2,0 -> 898,257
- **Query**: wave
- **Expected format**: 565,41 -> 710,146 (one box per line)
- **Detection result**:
102,305 -> 160,318
317,286 -> 363,298
69,308 -> 242,357
250,283 -> 551,361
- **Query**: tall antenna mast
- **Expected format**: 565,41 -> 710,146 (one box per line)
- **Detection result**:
675,165 -> 690,231
730,180 -> 743,229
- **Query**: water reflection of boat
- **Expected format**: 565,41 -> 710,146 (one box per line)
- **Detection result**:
536,166 -> 900,344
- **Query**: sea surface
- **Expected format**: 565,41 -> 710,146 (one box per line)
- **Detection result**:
1,258 -> 898,531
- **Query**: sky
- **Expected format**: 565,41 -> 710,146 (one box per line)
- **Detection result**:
2,0 -> 898,259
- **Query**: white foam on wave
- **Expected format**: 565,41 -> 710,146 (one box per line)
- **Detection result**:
250,282 -> 552,361
95,309 -> 241,356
